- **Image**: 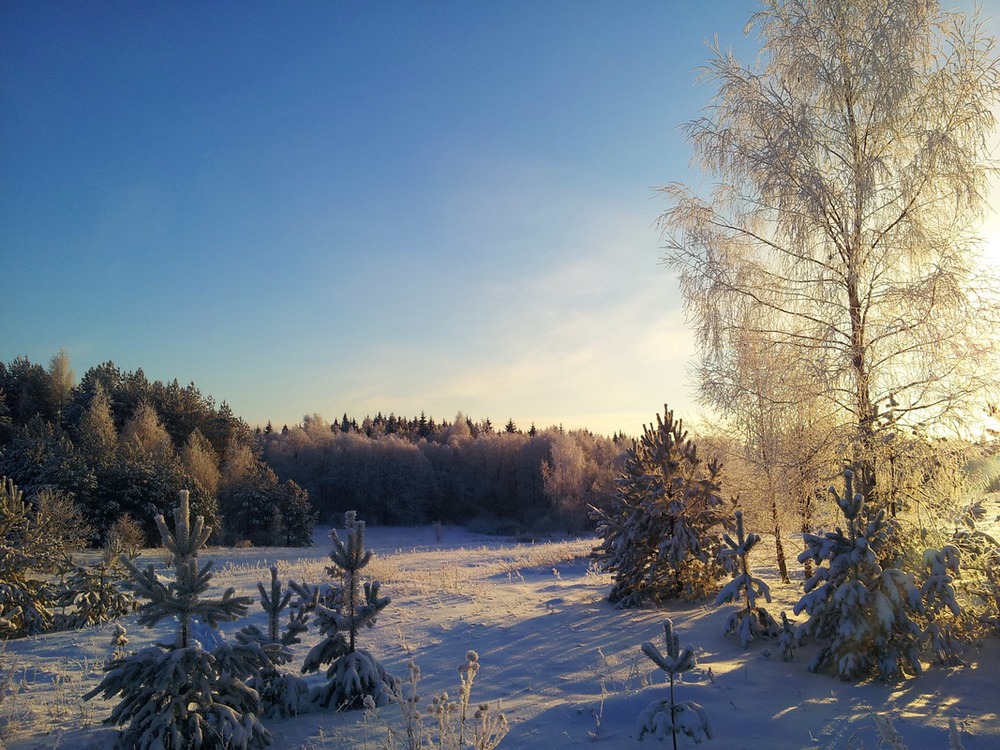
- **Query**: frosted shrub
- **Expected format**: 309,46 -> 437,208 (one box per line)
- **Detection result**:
636,619 -> 712,746
84,490 -> 269,750
378,651 -> 509,750
104,514 -> 145,561
302,510 -> 395,710
715,510 -> 779,647
793,470 -> 924,681
969,547 -> 1000,634
107,622 -> 129,665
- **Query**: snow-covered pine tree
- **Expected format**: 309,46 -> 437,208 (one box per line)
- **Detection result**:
919,545 -> 963,665
715,510 -> 779,647
592,407 -> 731,607
0,477 -> 55,637
0,478 -> 132,636
776,611 -> 798,662
636,618 -> 712,746
235,566 -> 312,717
54,557 -> 136,630
302,510 -> 395,710
793,470 -> 924,680
84,489 -> 270,750
108,622 -> 129,665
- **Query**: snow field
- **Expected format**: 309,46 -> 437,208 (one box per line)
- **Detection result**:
1,525 -> 997,749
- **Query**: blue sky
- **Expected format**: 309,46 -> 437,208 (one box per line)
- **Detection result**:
2,1 -> 996,437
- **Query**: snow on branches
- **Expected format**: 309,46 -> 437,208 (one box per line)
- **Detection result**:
715,510 -> 779,647
593,407 -> 732,607
793,470 -> 924,681
84,489 -> 269,750
636,618 -> 713,746
302,510 -> 395,711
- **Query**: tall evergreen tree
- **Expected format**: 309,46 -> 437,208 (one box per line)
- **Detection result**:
47,348 -> 75,423
76,384 -> 119,464
276,479 -> 316,546
181,428 -> 222,497
0,416 -> 96,507
121,400 -> 176,464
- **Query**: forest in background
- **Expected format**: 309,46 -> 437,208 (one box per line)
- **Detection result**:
0,351 -> 625,546
262,412 -> 624,530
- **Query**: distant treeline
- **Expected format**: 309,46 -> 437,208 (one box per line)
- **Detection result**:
262,413 -> 626,531
0,352 -> 627,542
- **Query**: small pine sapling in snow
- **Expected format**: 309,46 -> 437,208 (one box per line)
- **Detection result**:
84,489 -> 269,750
776,611 -> 798,662
793,470 -> 924,681
236,566 -> 312,717
302,511 -> 395,710
0,477 -> 55,637
107,622 -> 129,665
919,545 -> 964,665
715,511 -> 779,647
636,619 -> 712,746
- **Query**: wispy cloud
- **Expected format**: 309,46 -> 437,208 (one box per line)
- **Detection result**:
320,175 -> 700,434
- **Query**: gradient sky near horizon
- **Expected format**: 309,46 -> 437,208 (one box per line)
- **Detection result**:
3,1 -> 998,438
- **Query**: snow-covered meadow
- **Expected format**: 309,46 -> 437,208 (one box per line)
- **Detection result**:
2,524 -> 997,750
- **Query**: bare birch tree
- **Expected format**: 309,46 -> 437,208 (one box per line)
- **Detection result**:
662,0 -> 1000,491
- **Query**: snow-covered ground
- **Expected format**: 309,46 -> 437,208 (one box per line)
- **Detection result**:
2,524 -> 997,749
